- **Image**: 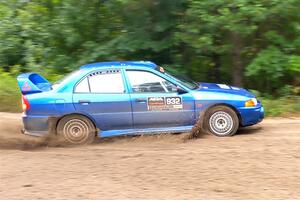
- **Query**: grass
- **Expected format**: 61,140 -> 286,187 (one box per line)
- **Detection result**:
0,72 -> 21,112
259,96 -> 300,117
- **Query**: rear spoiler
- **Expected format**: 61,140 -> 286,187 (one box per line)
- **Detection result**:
17,73 -> 52,95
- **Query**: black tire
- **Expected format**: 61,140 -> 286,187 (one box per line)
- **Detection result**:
56,115 -> 96,145
203,105 -> 239,137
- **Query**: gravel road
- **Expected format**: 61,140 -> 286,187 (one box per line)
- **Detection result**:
0,113 -> 299,200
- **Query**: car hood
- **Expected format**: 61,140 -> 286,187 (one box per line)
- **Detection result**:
197,82 -> 255,98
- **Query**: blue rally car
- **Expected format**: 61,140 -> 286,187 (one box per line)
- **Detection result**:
17,61 -> 264,144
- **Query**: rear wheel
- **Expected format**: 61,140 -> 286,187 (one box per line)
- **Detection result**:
57,115 -> 96,145
205,106 -> 239,137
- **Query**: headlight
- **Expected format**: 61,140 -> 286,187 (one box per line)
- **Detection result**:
245,98 -> 258,107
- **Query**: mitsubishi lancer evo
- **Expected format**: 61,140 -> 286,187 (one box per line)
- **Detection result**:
17,61 -> 264,144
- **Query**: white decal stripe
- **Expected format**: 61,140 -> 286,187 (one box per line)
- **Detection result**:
217,84 -> 230,89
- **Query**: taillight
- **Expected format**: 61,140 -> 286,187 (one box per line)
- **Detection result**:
22,95 -> 30,112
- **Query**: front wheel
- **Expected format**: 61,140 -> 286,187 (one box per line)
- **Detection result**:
56,115 -> 96,145
204,106 -> 239,137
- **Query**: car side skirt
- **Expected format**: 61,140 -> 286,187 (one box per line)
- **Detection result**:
99,126 -> 194,138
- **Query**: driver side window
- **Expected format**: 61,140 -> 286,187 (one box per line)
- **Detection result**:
126,70 -> 177,93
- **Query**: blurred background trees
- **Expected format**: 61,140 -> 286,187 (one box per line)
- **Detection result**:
0,0 -> 299,113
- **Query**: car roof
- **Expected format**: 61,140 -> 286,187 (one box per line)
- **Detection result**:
80,61 -> 157,70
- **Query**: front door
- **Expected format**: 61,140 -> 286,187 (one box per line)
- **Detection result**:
125,70 -> 195,129
73,69 -> 132,130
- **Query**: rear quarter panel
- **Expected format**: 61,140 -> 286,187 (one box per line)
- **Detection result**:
29,91 -> 80,116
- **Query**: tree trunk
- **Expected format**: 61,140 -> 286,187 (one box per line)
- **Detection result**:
212,53 -> 221,82
231,32 -> 244,87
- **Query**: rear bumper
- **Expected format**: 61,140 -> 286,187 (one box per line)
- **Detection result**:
238,106 -> 264,126
22,114 -> 57,136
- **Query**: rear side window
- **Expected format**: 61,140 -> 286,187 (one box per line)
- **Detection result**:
89,71 -> 124,93
74,70 -> 125,93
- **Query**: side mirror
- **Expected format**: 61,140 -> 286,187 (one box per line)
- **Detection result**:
176,86 -> 187,95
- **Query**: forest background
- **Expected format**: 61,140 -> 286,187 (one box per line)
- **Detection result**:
0,0 -> 299,115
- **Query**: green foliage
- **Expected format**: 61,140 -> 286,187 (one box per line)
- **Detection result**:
259,96 -> 300,117
287,55 -> 300,73
0,0 -> 299,114
175,0 -> 300,88
0,70 -> 21,112
246,47 -> 287,92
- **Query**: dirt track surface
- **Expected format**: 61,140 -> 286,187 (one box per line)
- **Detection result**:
0,113 -> 300,200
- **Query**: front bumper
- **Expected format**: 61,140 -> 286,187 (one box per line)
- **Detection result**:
238,106 -> 264,126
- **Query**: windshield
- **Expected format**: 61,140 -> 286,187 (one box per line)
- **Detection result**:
164,71 -> 198,90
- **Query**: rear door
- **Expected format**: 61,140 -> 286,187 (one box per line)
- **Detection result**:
125,70 -> 195,129
72,69 -> 132,131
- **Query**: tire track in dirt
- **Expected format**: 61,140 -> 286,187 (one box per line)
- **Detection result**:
0,113 -> 191,150
1,113 -> 300,199
0,113 -> 58,150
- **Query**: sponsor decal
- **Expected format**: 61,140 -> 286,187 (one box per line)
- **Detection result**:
22,82 -> 31,91
147,97 -> 183,111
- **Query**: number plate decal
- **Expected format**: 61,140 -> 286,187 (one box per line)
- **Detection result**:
147,97 -> 183,111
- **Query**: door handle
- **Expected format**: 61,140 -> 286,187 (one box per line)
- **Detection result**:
78,100 -> 91,105
135,98 -> 147,103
